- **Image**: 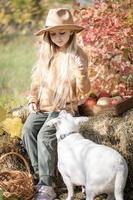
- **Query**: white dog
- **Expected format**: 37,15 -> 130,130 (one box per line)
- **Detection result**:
47,110 -> 128,200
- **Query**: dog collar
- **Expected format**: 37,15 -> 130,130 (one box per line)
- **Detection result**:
58,131 -> 77,142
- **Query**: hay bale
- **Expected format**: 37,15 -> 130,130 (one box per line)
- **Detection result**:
80,108 -> 133,199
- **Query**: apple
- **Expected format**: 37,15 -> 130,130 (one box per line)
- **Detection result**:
112,96 -> 123,101
97,91 -> 111,99
84,97 -> 97,107
111,99 -> 119,105
97,97 -> 112,106
123,95 -> 132,100
111,96 -> 123,105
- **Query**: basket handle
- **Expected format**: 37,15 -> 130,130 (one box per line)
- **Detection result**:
0,152 -> 31,174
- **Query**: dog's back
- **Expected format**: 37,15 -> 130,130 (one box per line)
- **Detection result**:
58,133 -> 128,196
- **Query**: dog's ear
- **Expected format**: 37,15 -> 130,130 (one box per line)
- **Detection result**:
74,116 -> 89,125
59,110 -> 67,117
46,118 -> 60,127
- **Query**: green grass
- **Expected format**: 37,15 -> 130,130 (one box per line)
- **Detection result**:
0,35 -> 36,110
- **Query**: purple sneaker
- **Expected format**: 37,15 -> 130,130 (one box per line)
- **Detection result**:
35,185 -> 56,200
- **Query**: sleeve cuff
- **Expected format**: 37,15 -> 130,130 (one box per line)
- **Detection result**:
28,96 -> 38,105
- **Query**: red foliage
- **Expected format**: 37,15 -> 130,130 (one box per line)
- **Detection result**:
74,1 -> 133,96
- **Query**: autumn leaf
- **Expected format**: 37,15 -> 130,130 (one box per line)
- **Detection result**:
2,117 -> 23,138
0,106 -> 7,122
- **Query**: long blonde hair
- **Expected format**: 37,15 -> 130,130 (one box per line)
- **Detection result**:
32,31 -> 80,111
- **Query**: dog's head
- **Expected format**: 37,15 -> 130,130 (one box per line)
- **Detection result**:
46,110 -> 89,139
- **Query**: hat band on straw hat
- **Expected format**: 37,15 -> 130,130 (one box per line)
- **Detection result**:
34,8 -> 84,36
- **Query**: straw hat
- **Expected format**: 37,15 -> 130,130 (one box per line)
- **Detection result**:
35,8 -> 84,36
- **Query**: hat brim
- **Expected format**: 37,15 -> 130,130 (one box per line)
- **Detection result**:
34,25 -> 84,36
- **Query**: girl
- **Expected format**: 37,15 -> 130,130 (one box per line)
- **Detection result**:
22,8 -> 90,200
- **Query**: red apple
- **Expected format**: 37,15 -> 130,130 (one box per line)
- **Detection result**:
97,91 -> 111,99
111,99 -> 119,105
112,96 -> 123,101
123,95 -> 132,100
111,96 -> 123,105
84,97 -> 97,107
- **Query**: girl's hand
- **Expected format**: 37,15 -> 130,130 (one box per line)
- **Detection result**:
28,102 -> 39,113
74,55 -> 82,67
74,55 -> 87,77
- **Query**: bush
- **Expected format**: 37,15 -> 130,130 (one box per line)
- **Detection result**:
74,0 -> 133,96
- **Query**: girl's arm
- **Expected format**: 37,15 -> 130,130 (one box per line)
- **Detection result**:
75,48 -> 90,95
28,102 -> 39,113
28,66 -> 42,107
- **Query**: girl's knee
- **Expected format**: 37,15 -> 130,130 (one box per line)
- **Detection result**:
22,120 -> 36,140
37,129 -> 57,149
37,130 -> 46,144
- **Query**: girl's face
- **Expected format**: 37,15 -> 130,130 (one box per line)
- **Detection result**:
49,29 -> 72,49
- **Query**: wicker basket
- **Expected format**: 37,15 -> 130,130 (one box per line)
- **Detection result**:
0,152 -> 35,200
